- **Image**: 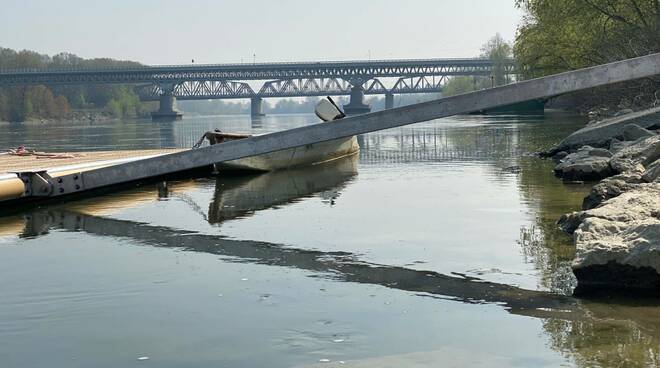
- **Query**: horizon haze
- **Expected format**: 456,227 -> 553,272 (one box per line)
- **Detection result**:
0,0 -> 522,64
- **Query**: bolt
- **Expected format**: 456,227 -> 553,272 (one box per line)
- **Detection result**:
75,184 -> 80,190
57,178 -> 63,183
59,188 -> 64,193
73,175 -> 79,180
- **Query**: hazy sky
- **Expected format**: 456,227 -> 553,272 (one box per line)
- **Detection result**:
1,0 -> 523,65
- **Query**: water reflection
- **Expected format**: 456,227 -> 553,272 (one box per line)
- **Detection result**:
0,114 -> 314,152
2,113 -> 659,367
16,206 -> 660,367
207,155 -> 357,223
250,115 -> 263,129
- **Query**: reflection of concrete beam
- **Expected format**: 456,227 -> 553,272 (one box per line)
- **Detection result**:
24,210 -> 581,320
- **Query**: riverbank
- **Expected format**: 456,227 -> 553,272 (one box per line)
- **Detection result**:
546,108 -> 660,294
18,109 -> 116,124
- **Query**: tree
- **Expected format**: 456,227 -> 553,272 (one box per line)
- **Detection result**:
0,47 -> 146,121
515,0 -> 660,77
481,33 -> 513,86
54,95 -> 71,118
514,0 -> 660,112
443,76 -> 479,97
0,91 -> 8,121
441,34 -> 513,97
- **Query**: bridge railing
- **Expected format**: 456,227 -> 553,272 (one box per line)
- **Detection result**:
0,57 -> 513,74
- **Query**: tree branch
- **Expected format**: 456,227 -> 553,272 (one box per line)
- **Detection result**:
583,0 -> 643,30
629,0 -> 650,28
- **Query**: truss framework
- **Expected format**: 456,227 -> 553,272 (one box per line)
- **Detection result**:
138,75 -> 450,100
0,58 -> 513,86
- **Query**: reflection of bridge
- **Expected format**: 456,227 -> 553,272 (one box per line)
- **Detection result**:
0,58 -> 514,119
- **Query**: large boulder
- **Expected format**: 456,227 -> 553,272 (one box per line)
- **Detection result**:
581,173 -> 643,210
568,184 -> 660,293
555,106 -> 660,152
642,159 -> 660,183
554,146 -> 613,181
622,124 -> 656,141
610,135 -> 660,174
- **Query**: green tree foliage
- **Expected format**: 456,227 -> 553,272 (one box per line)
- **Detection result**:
442,33 -> 513,97
104,86 -> 148,118
515,0 -> 660,77
0,47 -> 146,121
442,76 -> 479,97
481,33 -> 514,86
514,1 -> 660,112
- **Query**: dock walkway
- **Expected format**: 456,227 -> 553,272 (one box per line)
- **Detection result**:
0,149 -> 184,175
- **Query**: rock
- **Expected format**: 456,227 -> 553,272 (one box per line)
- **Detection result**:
556,106 -> 660,151
581,173 -> 643,210
614,108 -> 634,116
622,124 -> 656,141
587,147 -> 612,157
554,146 -> 613,181
642,159 -> 660,183
553,151 -> 568,161
569,184 -> 660,293
608,138 -> 633,153
558,211 -> 587,234
610,135 -> 660,174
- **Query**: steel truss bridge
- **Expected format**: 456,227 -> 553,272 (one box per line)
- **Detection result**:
136,75 -> 448,100
0,58 -> 515,118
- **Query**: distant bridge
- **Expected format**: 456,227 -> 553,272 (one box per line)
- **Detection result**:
0,58 -> 515,119
136,75 -> 446,99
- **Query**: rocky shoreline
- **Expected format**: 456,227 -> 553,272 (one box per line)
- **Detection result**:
545,108 -> 660,294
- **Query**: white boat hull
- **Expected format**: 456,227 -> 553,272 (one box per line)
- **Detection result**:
217,135 -> 359,172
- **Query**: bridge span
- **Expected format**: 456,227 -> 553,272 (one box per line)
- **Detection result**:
0,58 -> 515,119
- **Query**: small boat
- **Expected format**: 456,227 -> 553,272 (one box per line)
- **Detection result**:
200,97 -> 360,172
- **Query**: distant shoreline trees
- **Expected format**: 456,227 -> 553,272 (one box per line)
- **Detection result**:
0,47 -> 150,122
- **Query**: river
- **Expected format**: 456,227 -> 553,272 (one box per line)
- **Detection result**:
1,112 -> 658,367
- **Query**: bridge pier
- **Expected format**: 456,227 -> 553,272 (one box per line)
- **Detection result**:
251,97 -> 265,117
343,84 -> 371,115
385,92 -> 394,110
151,84 -> 183,122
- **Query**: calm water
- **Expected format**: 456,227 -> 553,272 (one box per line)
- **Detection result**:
1,113 -> 659,368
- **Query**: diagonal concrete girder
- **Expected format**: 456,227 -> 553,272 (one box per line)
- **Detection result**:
11,53 -> 660,200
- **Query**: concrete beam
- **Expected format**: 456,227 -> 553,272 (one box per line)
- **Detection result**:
16,53 -> 660,199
